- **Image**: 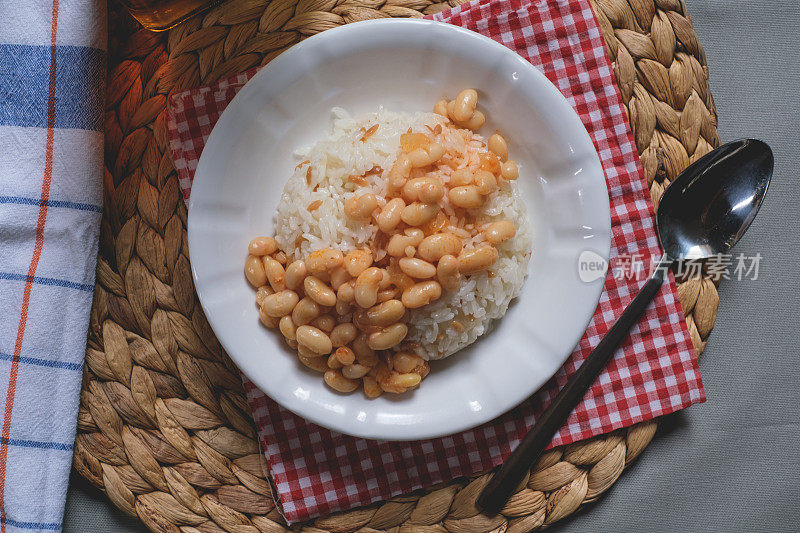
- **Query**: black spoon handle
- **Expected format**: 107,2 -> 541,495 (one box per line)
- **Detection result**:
476,256 -> 672,515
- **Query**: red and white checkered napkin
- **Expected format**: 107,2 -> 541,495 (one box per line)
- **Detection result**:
167,0 -> 705,523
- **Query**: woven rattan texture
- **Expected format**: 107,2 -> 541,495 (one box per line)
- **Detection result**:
73,0 -> 721,531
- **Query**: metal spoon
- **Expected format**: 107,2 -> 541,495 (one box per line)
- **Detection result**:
477,139 -> 773,514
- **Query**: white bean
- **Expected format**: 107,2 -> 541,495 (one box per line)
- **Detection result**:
245,255 -> 267,288
364,299 -> 405,327
298,353 -> 328,372
500,160 -> 519,180
389,153 -> 412,189
279,316 -> 296,340
418,233 -> 462,262
248,236 -> 278,256
363,376 -> 382,398
355,267 -> 383,308
474,170 -> 498,196
291,297 -> 320,326
450,169 -> 474,187
377,198 -> 406,233
344,193 -> 378,221
352,334 -> 378,366
329,266 -> 350,291
296,325 -> 333,355
487,133 -> 508,161
453,89 -> 478,123
285,260 -> 307,291
337,281 -> 356,304
304,276 -> 337,307
323,369 -> 359,392
408,143 -> 445,168
305,248 -> 343,274
402,178 -> 444,204
485,220 -> 516,245
398,257 -> 436,279
261,290 -> 299,317
367,323 -> 408,350
448,186 -> 484,208
460,110 -> 485,131
387,232 -> 423,257
342,364 -> 370,380
436,254 -> 460,291
401,281 -> 442,308
311,314 -> 336,333
392,352 -> 424,373
458,246 -> 499,274
263,256 -> 286,292
334,346 -> 356,366
330,323 -> 357,347
401,202 -> 439,227
344,249 -> 373,277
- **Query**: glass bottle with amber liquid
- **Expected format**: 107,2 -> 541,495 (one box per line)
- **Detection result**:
120,0 -> 223,31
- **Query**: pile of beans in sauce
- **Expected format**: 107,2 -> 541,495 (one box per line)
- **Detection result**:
245,90 -> 521,397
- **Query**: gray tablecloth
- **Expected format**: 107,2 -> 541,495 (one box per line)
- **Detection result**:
63,1 -> 800,530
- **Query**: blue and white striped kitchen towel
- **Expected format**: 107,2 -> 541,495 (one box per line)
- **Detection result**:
0,1 -> 105,531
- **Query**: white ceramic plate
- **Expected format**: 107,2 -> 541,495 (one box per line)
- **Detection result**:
188,19 -> 610,441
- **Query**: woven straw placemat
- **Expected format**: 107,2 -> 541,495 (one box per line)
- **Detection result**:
74,0 -> 721,531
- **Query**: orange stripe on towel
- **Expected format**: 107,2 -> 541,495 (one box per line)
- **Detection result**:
0,1 -> 60,527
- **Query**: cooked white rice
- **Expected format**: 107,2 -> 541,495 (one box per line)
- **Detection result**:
273,107 -> 532,360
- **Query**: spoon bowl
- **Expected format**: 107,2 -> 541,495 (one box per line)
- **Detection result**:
658,139 -> 773,260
